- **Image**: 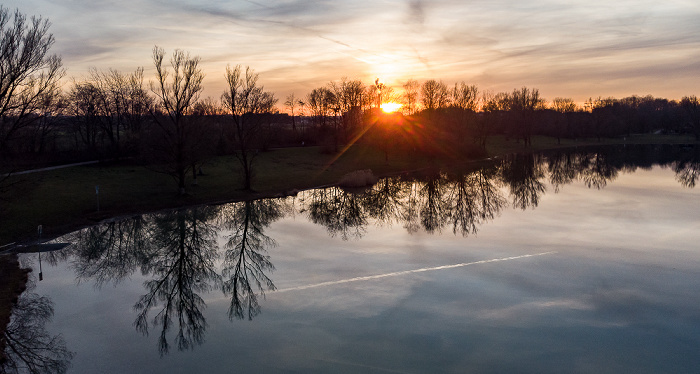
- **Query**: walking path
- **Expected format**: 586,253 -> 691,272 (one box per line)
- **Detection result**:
3,160 -> 100,177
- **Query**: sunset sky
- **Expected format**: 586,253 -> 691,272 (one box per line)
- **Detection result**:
7,0 -> 700,106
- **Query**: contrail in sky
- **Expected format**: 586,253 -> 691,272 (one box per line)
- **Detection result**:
274,251 -> 557,293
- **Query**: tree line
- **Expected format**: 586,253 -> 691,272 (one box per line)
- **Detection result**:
2,6 -> 699,194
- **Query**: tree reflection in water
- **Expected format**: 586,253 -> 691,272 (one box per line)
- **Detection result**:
445,167 -> 507,236
219,199 -> 286,320
303,187 -> 368,240
133,207 -> 221,355
673,147 -> 700,188
67,215 -> 151,287
1,277 -> 73,374
499,153 -> 547,210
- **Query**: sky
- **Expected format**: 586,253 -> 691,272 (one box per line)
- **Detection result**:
7,0 -> 700,106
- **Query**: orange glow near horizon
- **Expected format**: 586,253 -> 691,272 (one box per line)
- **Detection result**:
381,102 -> 402,113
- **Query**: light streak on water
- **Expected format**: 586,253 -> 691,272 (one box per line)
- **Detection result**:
275,251 -> 558,293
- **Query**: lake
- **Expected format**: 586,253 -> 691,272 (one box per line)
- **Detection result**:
4,145 -> 700,373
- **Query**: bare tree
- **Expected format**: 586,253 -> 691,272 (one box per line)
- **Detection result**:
284,92 -> 301,136
451,82 -> 479,112
508,87 -> 545,146
402,79 -> 420,115
0,6 -> 64,158
681,96 -> 700,140
550,97 -> 578,143
221,64 -> 277,190
148,46 -> 205,195
330,78 -> 366,143
421,79 -> 449,111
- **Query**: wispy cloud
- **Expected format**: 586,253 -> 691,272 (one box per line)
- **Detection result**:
5,0 -> 700,101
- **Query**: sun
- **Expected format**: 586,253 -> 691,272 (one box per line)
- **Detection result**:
381,102 -> 402,113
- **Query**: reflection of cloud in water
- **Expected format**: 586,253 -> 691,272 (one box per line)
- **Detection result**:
275,252 -> 557,293
476,299 -> 595,321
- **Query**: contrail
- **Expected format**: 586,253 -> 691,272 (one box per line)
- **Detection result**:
274,251 -> 557,293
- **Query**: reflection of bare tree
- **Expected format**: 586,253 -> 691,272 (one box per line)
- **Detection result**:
401,181 -> 422,234
579,153 -> 618,189
674,160 -> 700,188
548,152 -> 581,192
445,168 -> 507,236
362,177 -> 405,226
219,199 -> 284,320
133,207 -> 220,355
303,188 -> 367,240
2,279 -> 73,374
499,153 -> 546,210
418,173 -> 450,233
67,216 -> 151,287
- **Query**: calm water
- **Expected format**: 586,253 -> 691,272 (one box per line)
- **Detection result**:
4,145 -> 700,373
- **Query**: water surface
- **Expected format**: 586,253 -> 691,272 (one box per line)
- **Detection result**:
5,145 -> 700,373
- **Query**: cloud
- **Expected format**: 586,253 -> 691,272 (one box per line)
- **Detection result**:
4,0 -> 700,102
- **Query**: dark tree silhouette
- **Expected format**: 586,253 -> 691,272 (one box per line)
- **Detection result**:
681,96 -> 700,140
0,6 -> 64,158
147,46 -> 205,195
221,65 -> 277,190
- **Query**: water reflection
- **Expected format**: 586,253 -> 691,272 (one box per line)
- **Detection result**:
1,276 -> 74,374
133,207 -> 221,355
219,199 -> 286,320
16,144 -> 699,359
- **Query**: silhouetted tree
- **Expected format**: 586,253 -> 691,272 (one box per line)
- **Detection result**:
221,64 -> 277,190
0,6 -> 64,158
284,92 -> 301,136
420,79 -> 449,111
147,46 -> 205,195
362,176 -> 405,225
508,87 -> 545,146
547,151 -> 581,192
681,96 -> 700,140
550,97 -> 578,143
402,79 -> 420,115
417,172 -> 450,233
